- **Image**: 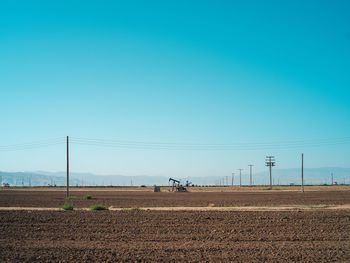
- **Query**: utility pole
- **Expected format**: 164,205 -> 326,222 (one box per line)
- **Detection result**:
248,164 -> 254,186
265,156 -> 275,188
238,169 -> 243,187
331,173 -> 333,186
66,136 -> 69,197
226,176 -> 228,186
301,153 -> 304,193
231,173 -> 234,186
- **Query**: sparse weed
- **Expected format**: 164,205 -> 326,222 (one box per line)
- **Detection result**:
89,204 -> 108,210
66,196 -> 78,200
83,194 -> 92,200
61,203 -> 74,210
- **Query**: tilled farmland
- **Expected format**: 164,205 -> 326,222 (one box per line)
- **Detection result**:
0,188 -> 350,208
1,210 -> 350,262
1,188 -> 350,262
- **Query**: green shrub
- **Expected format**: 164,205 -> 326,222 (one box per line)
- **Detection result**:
61,203 -> 74,210
89,204 -> 108,210
66,196 -> 78,200
83,194 -> 92,200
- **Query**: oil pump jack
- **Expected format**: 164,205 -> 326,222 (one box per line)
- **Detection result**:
169,178 -> 187,192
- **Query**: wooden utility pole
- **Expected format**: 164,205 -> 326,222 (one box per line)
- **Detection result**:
238,169 -> 243,187
301,153 -> 304,193
265,156 -> 275,188
248,164 -> 254,186
66,136 -> 69,197
331,173 -> 333,185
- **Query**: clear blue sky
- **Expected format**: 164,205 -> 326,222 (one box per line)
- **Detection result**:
1,0 -> 349,179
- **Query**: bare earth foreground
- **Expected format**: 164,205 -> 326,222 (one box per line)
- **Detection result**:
1,187 -> 350,262
1,186 -> 350,208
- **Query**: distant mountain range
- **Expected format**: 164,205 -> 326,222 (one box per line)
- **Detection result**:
1,167 -> 349,187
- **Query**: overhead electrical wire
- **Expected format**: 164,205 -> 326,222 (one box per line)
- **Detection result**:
1,136 -> 349,151
0,137 -> 66,152
69,136 -> 350,151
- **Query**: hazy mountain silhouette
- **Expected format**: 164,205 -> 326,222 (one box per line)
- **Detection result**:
1,167 -> 349,187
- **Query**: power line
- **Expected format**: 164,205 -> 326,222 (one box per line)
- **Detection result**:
69,136 -> 350,151
70,136 -> 350,146
1,136 -> 350,152
0,138 -> 65,152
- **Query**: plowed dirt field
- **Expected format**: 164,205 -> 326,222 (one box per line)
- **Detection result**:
1,188 -> 350,208
1,210 -> 350,262
1,188 -> 350,262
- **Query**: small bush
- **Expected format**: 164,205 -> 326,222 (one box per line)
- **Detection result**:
66,196 -> 78,200
208,203 -> 215,207
83,194 -> 92,200
89,204 -> 108,210
61,203 -> 74,210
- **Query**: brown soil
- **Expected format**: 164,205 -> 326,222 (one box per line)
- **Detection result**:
1,210 -> 349,262
1,205 -> 350,211
0,189 -> 349,208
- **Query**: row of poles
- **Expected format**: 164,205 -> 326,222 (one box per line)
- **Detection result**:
232,157 -> 274,188
223,154 -> 305,192
65,136 -> 305,197
230,165 -> 254,187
